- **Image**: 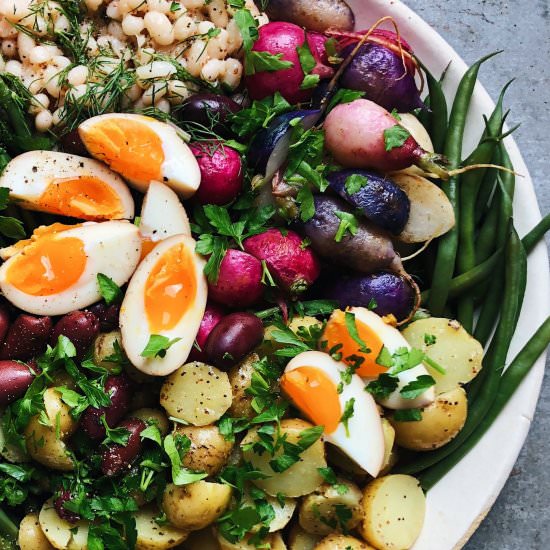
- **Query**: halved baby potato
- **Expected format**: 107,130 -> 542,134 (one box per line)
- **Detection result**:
39,499 -> 89,550
135,506 -> 188,550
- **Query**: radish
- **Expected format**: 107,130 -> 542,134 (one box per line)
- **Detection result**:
324,99 -> 447,176
190,141 -> 243,206
188,302 -> 225,362
207,249 -> 264,308
243,228 -> 321,295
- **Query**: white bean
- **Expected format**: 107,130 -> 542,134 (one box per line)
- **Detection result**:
1,39 -> 16,58
0,18 -> 17,37
156,98 -> 170,113
122,14 -> 144,36
105,0 -> 122,19
207,29 -> 229,59
108,20 -> 126,40
180,0 -> 204,8
67,65 -> 89,86
4,59 -> 22,77
125,83 -> 142,101
35,109 -> 53,132
54,14 -> 70,31
51,55 -> 71,69
185,39 -> 208,76
26,76 -> 44,94
206,0 -> 228,28
173,15 -> 197,41
0,0 -> 32,22
52,107 -> 65,126
29,46 -> 52,65
29,93 -> 49,114
200,58 -> 225,82
17,33 -> 35,61
144,11 -> 174,46
221,57 -> 242,89
167,79 -> 191,104
197,20 -> 215,35
147,0 -> 170,13
226,18 -> 243,54
136,60 -> 176,85
142,81 -> 167,106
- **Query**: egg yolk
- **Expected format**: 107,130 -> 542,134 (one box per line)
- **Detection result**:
280,366 -> 341,433
79,117 -> 164,184
322,310 -> 386,378
38,176 -> 124,219
139,236 -> 157,261
5,233 -> 86,295
144,242 -> 196,332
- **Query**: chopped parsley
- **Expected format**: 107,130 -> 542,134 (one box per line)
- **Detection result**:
344,174 -> 369,195
344,312 -> 370,353
101,415 -> 131,446
334,211 -> 359,242
340,398 -> 355,437
400,375 -> 436,399
383,124 -> 411,151
140,334 -> 181,358
296,41 -> 320,90
317,467 -> 349,495
96,273 -> 123,305
424,333 -> 437,346
393,408 -> 423,422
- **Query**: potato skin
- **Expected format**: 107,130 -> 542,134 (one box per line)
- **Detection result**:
132,408 -> 170,435
93,330 -> 125,371
135,505 -> 188,550
314,534 -> 374,550
18,512 -> 54,550
163,481 -> 232,531
227,353 -> 258,419
175,424 -> 233,476
288,523 -> 322,550
390,387 -> 468,451
298,479 -> 363,536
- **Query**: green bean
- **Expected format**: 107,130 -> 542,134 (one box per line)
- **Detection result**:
522,213 -> 550,253
428,52 -> 499,316
0,509 -> 17,542
397,226 -> 523,475
473,272 -> 504,347
420,248 -> 503,305
475,198 -> 500,264
0,78 -> 31,141
496,145 -> 515,250
419,315 -> 550,491
474,148 -> 500,223
416,95 -> 431,129
424,68 -> 448,152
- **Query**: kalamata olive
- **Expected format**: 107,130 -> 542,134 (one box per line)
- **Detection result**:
54,489 -> 80,523
86,302 -> 120,332
177,93 -> 241,138
101,417 -> 147,476
58,129 -> 89,157
80,374 -> 132,440
0,360 -> 36,406
0,314 -> 52,360
50,311 -> 100,358
204,312 -> 264,369
0,303 -> 10,345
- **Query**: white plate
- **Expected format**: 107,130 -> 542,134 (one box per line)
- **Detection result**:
347,1 -> 550,548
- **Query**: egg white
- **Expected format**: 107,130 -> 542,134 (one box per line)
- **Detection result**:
119,234 -> 207,377
78,114 -> 201,197
0,150 -> 134,219
0,221 -> 142,316
284,350 -> 385,478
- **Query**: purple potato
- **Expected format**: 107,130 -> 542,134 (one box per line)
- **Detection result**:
325,271 -> 417,322
50,310 -> 100,359
0,314 -> 52,360
0,360 -> 35,406
205,312 -> 264,369
299,195 -> 401,273
101,417 -> 147,476
328,169 -> 410,234
340,43 -> 424,112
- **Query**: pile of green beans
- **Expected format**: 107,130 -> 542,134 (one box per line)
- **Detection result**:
401,55 -> 550,491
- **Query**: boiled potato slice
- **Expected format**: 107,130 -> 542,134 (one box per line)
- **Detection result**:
390,387 -> 468,451
402,317 -> 483,393
93,330 -> 126,371
298,478 -> 362,536
217,531 -> 287,550
25,418 -> 74,471
39,499 -> 89,550
43,388 -> 78,437
160,362 -> 232,426
179,527 -> 219,550
227,353 -> 259,419
392,173 -> 455,243
243,494 -> 296,533
163,481 -> 232,531
358,475 -> 425,550
288,523 -> 322,550
132,408 -> 170,435
241,418 -> 326,498
135,506 -> 188,550
19,512 -> 54,550
314,534 -> 375,550
380,418 -> 396,473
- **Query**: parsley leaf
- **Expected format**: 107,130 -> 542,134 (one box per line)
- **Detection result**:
56,386 -> 89,418
393,408 -> 423,422
383,124 -> 411,151
269,425 -> 324,473
163,434 -> 208,485
344,312 -> 370,353
326,89 -> 365,112
300,73 -> 320,89
365,373 -> 399,400
96,273 -> 123,305
334,211 -> 359,242
296,41 -> 319,89
317,467 -> 349,495
101,415 -> 131,446
141,335 -> 181,358
230,92 -> 291,137
246,51 -> 293,75
0,215 -> 25,239
344,174 -> 369,195
340,398 -> 355,437
296,185 -> 315,221
424,333 -> 437,346
400,375 -> 436,399
140,424 -> 162,446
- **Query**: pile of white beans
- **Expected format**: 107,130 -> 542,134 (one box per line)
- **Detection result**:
0,0 -> 268,132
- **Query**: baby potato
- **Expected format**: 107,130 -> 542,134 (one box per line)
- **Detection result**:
298,478 -> 363,536
93,330 -> 125,371
43,388 -> 78,437
179,527 -> 219,550
160,362 -> 232,426
135,506 -> 188,550
19,512 -> 54,550
175,424 -> 233,476
390,387 -> 468,451
245,494 -> 296,533
402,317 -> 483,393
163,480 -> 232,531
132,408 -> 170,436
216,531 -> 287,550
288,523 -> 322,550
241,418 -> 326,498
380,418 -> 396,473
314,534 -> 375,550
227,353 -> 258,419
358,475 -> 425,550
39,498 -> 89,550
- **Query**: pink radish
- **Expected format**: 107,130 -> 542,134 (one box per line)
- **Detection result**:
188,302 -> 225,362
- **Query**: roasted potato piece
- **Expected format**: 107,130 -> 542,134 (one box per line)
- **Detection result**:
135,506 -> 188,550
163,481 -> 232,531
174,424 -> 233,476
390,387 -> 468,451
18,512 -> 54,550
358,475 -> 425,550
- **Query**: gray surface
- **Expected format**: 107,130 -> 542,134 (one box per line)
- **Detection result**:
403,1 -> 550,548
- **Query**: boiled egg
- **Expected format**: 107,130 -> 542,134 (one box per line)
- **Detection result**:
119,234 -> 207,376
78,114 -> 201,197
0,221 -> 141,315
0,150 -> 134,220
281,350 -> 385,477
139,180 -> 191,258
322,307 -> 435,410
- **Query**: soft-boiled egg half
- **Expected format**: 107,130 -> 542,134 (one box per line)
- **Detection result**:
281,350 -> 385,477
323,307 -> 435,410
0,151 -> 134,220
139,181 -> 191,258
78,114 -> 201,197
120,234 -> 207,376
0,221 -> 141,315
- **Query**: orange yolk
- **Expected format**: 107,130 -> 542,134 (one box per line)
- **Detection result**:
322,310 -> 386,378
280,366 -> 341,433
38,176 -> 123,219
5,233 -> 86,295
140,237 -> 157,261
144,242 -> 196,332
79,117 -> 164,184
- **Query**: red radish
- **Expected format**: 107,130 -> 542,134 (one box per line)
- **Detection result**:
306,32 -> 335,80
245,22 -> 327,104
207,249 -> 264,308
324,99 -> 447,176
243,228 -> 321,295
190,142 -> 243,205
188,302 -> 225,362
